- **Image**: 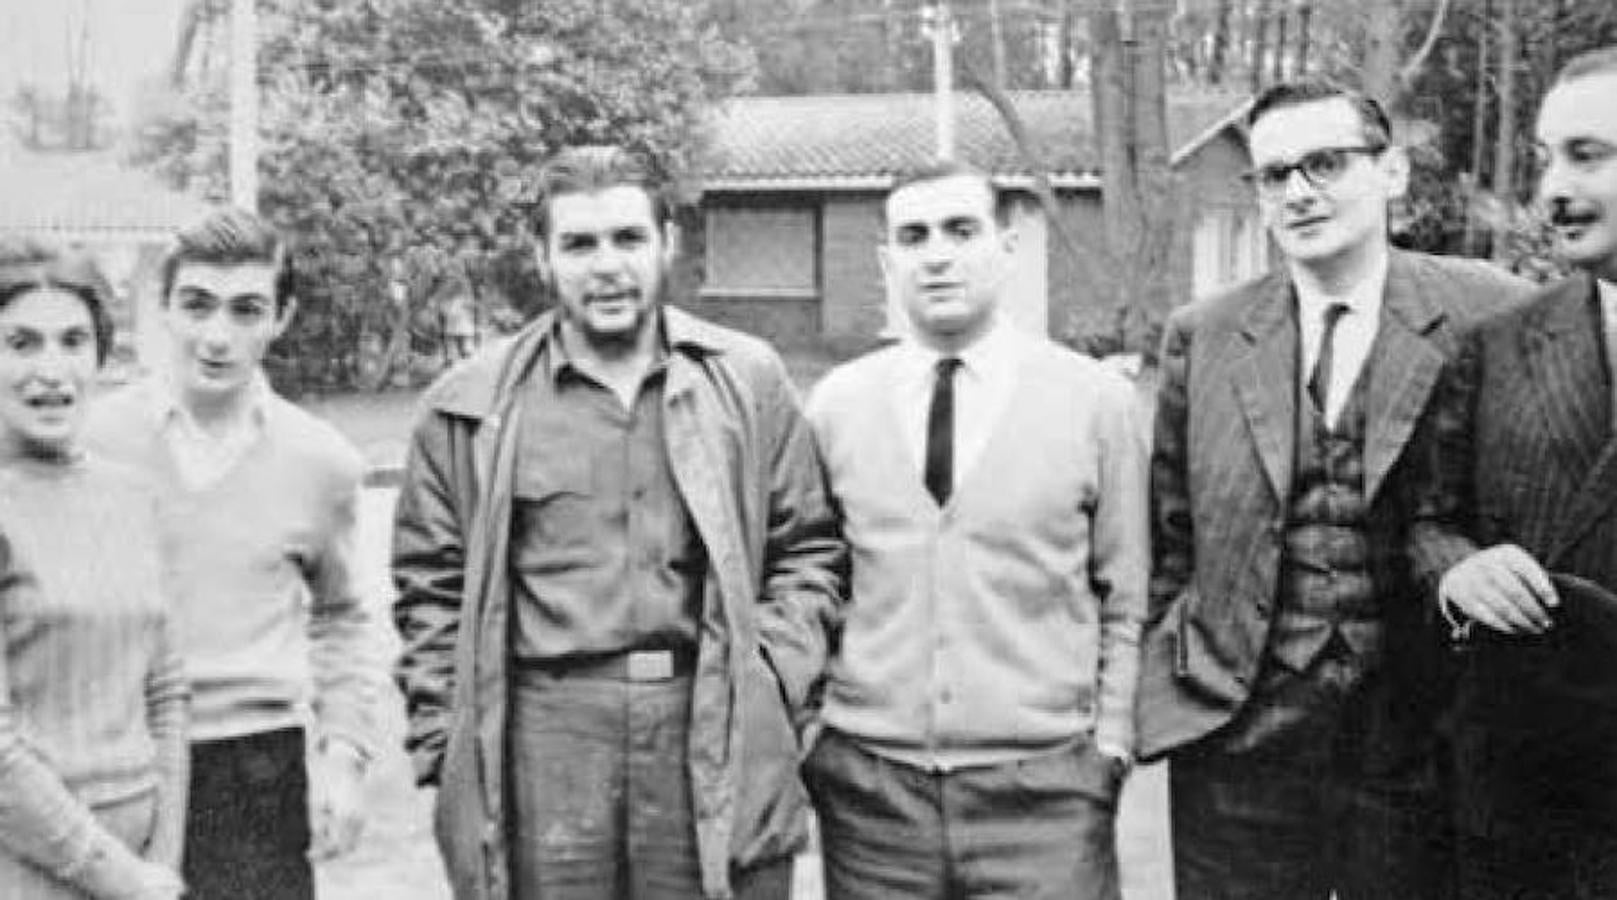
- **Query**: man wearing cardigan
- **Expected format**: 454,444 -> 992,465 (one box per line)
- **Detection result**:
1136,80 -> 1530,900
804,160 -> 1148,899
86,208 -> 377,899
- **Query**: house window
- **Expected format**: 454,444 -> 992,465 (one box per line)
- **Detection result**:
1193,207 -> 1269,299
703,206 -> 817,296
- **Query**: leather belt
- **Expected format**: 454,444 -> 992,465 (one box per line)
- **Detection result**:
525,647 -> 696,682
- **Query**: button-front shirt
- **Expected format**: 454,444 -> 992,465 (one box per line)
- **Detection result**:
508,330 -> 703,662
1295,253 -> 1389,429
889,320 -> 1021,496
159,373 -> 269,491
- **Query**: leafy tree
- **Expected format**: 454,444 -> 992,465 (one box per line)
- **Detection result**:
131,0 -> 754,394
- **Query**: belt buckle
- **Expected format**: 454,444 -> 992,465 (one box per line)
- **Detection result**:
626,650 -> 674,682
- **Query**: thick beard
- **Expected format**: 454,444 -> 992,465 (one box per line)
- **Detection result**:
550,271 -> 668,359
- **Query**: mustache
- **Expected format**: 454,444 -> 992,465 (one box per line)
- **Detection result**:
1545,197 -> 1599,226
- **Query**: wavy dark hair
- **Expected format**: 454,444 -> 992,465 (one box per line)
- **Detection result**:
160,206 -> 295,313
0,237 -> 115,364
531,145 -> 674,243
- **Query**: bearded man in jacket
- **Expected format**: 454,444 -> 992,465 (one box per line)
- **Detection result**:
391,144 -> 846,900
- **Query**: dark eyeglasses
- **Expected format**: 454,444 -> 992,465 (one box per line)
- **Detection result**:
1242,145 -> 1387,194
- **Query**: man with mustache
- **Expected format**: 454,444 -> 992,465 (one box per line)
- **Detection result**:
1135,80 -> 1530,899
1410,45 -> 1617,899
390,145 -> 844,899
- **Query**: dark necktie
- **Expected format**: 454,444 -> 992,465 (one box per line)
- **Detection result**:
1309,302 -> 1351,415
924,357 -> 962,506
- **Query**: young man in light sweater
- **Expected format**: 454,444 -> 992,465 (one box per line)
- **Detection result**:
86,208 -> 377,900
803,160 -> 1149,899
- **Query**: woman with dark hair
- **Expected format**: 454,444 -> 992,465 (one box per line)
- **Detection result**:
0,240 -> 188,899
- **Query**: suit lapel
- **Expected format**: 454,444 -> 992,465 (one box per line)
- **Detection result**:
1232,276 -> 1298,501
1530,274 -> 1617,563
1524,275 -> 1608,480
1362,253 -> 1448,503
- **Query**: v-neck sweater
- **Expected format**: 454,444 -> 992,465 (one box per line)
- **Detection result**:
84,380 -> 377,751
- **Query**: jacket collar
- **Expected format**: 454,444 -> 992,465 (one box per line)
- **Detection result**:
1233,249 -> 1448,502
1239,249 -> 1442,343
427,305 -> 727,420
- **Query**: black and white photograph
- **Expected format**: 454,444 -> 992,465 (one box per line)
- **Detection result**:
1,1 -> 1615,898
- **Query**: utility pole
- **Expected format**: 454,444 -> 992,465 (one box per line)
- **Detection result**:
921,2 -> 959,160
230,0 -> 259,211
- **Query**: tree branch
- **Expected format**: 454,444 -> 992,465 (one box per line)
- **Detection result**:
1399,0 -> 1455,89
956,54 -> 1091,272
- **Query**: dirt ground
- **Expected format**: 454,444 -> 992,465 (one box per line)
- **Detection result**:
310,371 -> 1175,900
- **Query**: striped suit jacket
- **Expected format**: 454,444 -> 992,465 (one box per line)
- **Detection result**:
1411,272 -> 1617,610
1136,250 -> 1531,761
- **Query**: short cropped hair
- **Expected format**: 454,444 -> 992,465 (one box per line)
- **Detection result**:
1555,45 -> 1617,86
883,158 -> 1012,228
1247,79 -> 1394,149
160,207 -> 294,312
0,238 -> 116,364
532,145 -> 674,242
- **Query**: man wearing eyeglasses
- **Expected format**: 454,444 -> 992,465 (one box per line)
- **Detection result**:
1409,46 -> 1617,900
1136,79 -> 1530,899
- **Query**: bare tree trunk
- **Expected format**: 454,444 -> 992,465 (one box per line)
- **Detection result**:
987,0 -> 1008,88
1131,0 -> 1175,337
881,0 -> 903,91
1296,1 -> 1313,76
1250,0 -> 1273,93
1272,5 -> 1288,83
1091,5 -> 1133,312
171,0 -> 206,86
1058,1 -> 1077,87
1491,0 -> 1518,261
1208,0 -> 1233,84
1398,0 -> 1456,87
1465,0 -> 1491,255
1362,0 -> 1403,108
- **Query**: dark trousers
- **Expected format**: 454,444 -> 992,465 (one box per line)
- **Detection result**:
507,667 -> 793,900
1168,640 -> 1448,900
185,727 -> 314,900
803,727 -> 1123,900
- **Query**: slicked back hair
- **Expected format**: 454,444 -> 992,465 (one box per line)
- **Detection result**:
1555,45 -> 1617,86
532,145 -> 674,244
0,237 -> 116,364
1247,79 -> 1394,150
161,207 -> 294,313
883,159 -> 1013,229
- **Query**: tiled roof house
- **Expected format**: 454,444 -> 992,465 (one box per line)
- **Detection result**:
689,89 -> 1268,347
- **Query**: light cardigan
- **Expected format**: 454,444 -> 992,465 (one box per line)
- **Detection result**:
0,454 -> 188,895
807,328 -> 1149,768
84,379 -> 378,754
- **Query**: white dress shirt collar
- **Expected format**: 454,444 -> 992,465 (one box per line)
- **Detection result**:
892,319 -> 1026,493
158,371 -> 271,491
1294,252 -> 1390,428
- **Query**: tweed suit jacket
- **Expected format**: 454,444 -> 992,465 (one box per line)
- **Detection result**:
1136,250 -> 1532,761
1411,272 -> 1617,611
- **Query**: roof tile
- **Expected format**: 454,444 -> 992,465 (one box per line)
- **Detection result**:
702,88 -> 1247,182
